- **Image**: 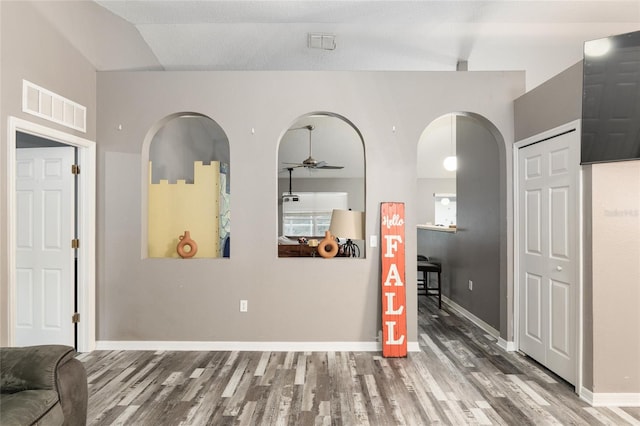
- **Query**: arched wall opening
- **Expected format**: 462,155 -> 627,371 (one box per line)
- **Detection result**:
416,112 -> 508,335
276,112 -> 366,258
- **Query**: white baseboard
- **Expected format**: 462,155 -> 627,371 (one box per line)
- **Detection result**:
441,297 -> 516,352
442,296 -> 500,339
96,340 -> 422,353
408,341 -> 421,352
580,387 -> 640,407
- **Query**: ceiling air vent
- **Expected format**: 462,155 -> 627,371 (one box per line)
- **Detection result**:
308,33 -> 336,51
22,80 -> 87,133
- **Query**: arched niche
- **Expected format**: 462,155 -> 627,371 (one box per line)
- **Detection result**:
142,112 -> 230,259
417,112 -> 507,332
277,113 -> 366,258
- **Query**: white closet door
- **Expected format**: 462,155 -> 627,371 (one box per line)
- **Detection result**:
518,130 -> 579,385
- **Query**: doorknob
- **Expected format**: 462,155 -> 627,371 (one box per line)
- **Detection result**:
556,266 -> 563,271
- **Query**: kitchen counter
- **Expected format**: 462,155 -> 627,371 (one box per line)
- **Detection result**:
417,224 -> 457,233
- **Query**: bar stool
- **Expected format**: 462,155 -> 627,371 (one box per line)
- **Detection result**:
417,255 -> 442,309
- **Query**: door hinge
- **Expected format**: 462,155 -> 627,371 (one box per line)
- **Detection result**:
71,239 -> 80,249
72,312 -> 80,323
71,164 -> 80,175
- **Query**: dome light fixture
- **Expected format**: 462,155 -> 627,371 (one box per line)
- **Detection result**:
443,156 -> 457,171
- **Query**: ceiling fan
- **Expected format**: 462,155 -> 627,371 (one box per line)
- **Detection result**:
283,125 -> 344,170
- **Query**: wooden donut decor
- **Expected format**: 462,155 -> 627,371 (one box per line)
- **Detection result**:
318,230 -> 339,258
177,230 -> 198,258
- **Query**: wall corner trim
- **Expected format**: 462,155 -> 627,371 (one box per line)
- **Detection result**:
497,338 -> 516,352
580,387 -> 640,407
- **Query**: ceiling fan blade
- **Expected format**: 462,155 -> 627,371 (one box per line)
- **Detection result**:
315,161 -> 344,169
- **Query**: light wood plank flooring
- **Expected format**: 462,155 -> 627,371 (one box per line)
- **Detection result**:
80,297 -> 640,425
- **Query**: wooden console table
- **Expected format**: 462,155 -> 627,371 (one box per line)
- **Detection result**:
278,244 -> 318,257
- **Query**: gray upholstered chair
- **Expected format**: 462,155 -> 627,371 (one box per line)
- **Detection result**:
0,345 -> 88,426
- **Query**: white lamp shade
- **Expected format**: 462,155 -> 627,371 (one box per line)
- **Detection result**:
329,209 -> 365,240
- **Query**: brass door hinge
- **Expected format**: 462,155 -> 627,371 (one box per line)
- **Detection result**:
72,312 -> 80,323
71,164 -> 80,175
71,239 -> 80,249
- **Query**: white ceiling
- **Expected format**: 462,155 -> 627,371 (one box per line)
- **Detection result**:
94,0 -> 640,89
58,1 -> 637,178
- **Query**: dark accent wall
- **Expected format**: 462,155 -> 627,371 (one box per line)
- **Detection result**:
418,115 -> 501,329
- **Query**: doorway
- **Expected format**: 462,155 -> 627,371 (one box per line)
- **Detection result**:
515,120 -> 581,386
417,113 -> 507,338
7,117 -> 96,352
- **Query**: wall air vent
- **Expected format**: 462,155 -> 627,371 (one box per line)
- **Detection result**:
308,33 -> 336,51
22,80 -> 87,133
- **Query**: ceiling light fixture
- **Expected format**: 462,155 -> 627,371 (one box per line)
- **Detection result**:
443,114 -> 457,172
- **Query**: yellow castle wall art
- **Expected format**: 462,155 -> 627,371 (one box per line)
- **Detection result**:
148,161 -> 229,258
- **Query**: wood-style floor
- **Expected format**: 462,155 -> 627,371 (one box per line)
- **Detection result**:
80,297 -> 640,425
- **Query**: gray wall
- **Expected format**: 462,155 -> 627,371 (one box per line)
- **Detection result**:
149,115 -> 230,184
0,0 -> 523,351
515,60 -> 640,394
0,1 -> 97,345
417,116 -> 501,329
514,61 -> 583,141
96,70 -> 523,345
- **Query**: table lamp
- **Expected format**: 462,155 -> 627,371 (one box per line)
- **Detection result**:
329,209 -> 365,257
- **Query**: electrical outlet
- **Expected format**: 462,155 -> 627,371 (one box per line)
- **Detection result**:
468,280 -> 473,291
240,300 -> 248,312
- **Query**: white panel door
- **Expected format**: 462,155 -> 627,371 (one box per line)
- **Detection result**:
16,147 -> 75,346
518,130 -> 578,385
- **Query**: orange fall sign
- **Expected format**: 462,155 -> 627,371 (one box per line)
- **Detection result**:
380,202 -> 407,357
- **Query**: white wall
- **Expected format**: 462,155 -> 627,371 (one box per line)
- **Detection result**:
591,160 -> 640,393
